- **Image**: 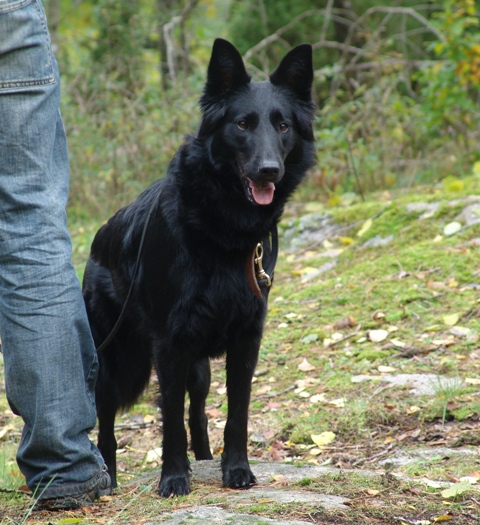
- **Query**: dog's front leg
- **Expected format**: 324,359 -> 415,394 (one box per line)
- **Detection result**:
222,337 -> 260,489
155,350 -> 191,497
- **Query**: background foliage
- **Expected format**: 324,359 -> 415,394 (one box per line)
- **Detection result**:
43,0 -> 480,217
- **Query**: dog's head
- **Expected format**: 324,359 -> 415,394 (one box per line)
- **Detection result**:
198,39 -> 315,207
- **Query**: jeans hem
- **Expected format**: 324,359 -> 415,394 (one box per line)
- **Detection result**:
34,466 -> 109,500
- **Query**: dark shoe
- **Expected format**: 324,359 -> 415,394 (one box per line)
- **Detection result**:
34,469 -> 111,511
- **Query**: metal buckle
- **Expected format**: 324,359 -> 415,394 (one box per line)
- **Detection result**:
254,242 -> 272,288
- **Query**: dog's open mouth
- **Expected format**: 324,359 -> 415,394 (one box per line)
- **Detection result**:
246,179 -> 275,206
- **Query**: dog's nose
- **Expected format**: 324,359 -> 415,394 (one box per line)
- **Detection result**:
258,162 -> 280,180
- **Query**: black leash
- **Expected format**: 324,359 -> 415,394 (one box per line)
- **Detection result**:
96,189 -> 163,353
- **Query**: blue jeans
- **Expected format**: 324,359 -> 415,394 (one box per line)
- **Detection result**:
0,0 -> 104,498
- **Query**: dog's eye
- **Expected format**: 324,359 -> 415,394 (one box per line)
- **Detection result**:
279,122 -> 289,133
237,120 -> 248,130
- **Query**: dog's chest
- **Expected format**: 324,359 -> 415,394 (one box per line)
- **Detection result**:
164,255 -> 266,356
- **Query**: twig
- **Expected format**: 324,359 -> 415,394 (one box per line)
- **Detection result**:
346,135 -> 365,201
253,384 -> 296,401
324,324 -> 362,348
352,443 -> 395,466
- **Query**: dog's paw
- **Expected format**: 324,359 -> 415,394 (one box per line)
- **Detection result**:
222,466 -> 257,489
158,474 -> 191,497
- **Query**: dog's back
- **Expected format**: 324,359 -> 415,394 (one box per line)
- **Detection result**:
83,38 -> 315,498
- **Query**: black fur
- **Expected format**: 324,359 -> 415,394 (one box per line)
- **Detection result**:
83,38 -> 315,498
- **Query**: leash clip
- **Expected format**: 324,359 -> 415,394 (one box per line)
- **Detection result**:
254,243 -> 272,288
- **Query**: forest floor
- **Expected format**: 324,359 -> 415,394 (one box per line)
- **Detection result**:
1,174 -> 480,524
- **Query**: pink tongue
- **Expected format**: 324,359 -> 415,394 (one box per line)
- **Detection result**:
249,180 -> 275,205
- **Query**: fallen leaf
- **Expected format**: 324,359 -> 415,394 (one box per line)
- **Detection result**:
339,236 -> 354,245
298,358 -> 316,372
269,474 -> 286,483
449,326 -> 470,337
310,393 -> 327,404
311,431 -> 336,447
434,514 -> 454,522
407,406 -> 421,414
145,447 -> 163,464
291,266 -> 319,277
368,329 -> 389,342
328,398 -> 345,408
441,480 -> 472,499
334,319 -> 354,332
466,378 -> 480,385
459,475 -> 478,485
300,333 -> 318,344
0,424 -> 15,440
357,218 -> 373,237
256,385 -> 272,395
443,313 -> 459,326
378,365 -> 396,373
443,221 -> 462,236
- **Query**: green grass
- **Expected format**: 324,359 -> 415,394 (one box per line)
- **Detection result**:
2,176 -> 480,523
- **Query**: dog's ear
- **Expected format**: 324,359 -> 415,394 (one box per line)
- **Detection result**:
203,39 -> 251,99
270,44 -> 313,102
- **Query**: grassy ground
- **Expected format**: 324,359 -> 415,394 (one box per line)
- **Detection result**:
1,175 -> 480,524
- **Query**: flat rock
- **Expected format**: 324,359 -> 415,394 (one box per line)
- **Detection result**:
378,373 -> 464,396
145,506 -> 313,525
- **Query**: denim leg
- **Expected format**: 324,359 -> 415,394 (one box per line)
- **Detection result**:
0,0 -> 104,497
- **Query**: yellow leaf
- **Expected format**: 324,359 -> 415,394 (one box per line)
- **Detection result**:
291,266 -> 318,276
357,218 -> 373,237
327,196 -> 342,207
339,236 -> 354,245
311,431 -> 336,447
443,313 -> 459,326
407,406 -> 421,414
473,160 -> 480,176
434,514 -> 454,522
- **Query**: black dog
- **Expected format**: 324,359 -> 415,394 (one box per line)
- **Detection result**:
83,38 -> 315,497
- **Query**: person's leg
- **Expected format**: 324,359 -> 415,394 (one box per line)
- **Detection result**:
0,0 -> 108,502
